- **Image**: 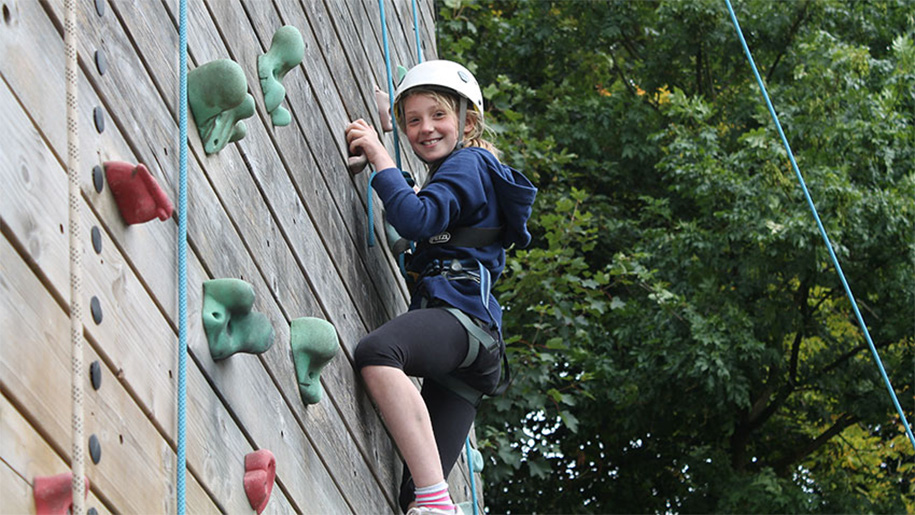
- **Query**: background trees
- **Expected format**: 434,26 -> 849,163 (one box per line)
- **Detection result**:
435,1 -> 914,512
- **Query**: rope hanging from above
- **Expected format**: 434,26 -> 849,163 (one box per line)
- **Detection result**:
177,0 -> 190,513
366,0 -> 403,247
724,0 -> 915,451
411,0 -> 424,64
64,0 -> 86,512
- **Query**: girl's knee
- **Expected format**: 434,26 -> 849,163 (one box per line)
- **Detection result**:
354,333 -> 397,371
353,336 -> 375,371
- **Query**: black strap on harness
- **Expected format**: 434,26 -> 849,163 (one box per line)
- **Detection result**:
430,307 -> 512,407
427,226 -> 502,248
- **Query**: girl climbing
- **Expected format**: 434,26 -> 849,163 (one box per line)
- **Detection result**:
345,60 -> 536,515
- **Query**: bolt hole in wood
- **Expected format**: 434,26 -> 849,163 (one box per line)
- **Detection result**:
3,4 -> 11,25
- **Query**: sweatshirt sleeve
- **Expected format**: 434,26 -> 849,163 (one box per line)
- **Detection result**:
370,151 -> 487,241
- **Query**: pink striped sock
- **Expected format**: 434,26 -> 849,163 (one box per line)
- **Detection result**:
414,481 -> 455,512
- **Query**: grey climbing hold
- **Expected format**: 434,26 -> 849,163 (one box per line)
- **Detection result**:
93,106 -> 105,133
88,434 -> 101,464
90,296 -> 103,325
91,226 -> 102,254
94,49 -> 107,76
89,360 -> 102,390
92,165 -> 104,193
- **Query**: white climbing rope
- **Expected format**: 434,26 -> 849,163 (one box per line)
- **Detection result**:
64,0 -> 86,511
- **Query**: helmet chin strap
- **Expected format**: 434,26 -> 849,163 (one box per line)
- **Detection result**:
455,96 -> 467,151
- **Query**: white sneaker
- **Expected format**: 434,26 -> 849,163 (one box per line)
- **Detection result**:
405,506 -> 459,515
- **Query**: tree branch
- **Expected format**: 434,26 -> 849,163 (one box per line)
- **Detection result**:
768,413 -> 860,475
820,338 -> 895,376
608,48 -> 661,113
766,0 -> 812,83
732,275 -> 813,454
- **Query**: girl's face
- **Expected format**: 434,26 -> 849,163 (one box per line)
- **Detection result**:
402,93 -> 468,163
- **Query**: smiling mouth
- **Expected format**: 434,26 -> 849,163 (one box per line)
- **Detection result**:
422,138 -> 441,147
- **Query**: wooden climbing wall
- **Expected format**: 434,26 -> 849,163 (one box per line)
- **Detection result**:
0,0 -> 485,513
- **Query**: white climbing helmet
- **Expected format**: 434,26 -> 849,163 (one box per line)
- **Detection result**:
393,60 -> 484,125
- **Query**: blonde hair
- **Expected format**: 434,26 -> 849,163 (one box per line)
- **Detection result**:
395,89 -> 501,160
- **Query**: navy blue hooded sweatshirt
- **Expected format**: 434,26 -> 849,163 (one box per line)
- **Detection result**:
370,146 -> 537,329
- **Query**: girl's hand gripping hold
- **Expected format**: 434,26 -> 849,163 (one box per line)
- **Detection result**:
345,119 -> 396,174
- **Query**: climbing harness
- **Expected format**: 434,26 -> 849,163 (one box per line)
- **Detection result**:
64,0 -> 86,511
412,258 -> 496,324
415,259 -> 512,407
177,0 -> 190,512
724,0 -> 915,450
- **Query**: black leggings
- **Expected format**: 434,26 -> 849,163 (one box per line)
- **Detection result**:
354,308 -> 502,512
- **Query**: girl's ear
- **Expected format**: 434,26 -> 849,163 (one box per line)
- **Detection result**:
463,113 -> 475,135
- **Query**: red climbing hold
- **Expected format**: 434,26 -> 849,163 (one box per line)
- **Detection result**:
244,449 -> 276,514
104,161 -> 174,224
33,472 -> 89,515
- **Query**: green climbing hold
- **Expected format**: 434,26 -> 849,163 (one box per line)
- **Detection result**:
471,447 -> 484,472
396,64 -> 408,85
385,219 -> 410,255
258,26 -> 304,127
188,59 -> 255,154
202,278 -> 274,361
290,317 -> 340,405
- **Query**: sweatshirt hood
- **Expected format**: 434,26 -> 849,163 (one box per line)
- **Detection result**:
488,155 -> 537,249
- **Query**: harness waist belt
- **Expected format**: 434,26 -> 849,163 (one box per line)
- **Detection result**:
428,226 -> 502,247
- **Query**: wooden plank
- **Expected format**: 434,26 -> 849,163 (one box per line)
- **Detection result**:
0,395 -> 114,515
164,2 -> 404,510
26,3 -> 398,512
0,462 -> 35,515
268,0 -> 414,308
5,0 -> 480,512
197,0 -> 399,331
100,3 -> 390,512
0,0 -> 183,326
0,72 -> 301,514
348,0 -> 433,185
0,236 -> 222,513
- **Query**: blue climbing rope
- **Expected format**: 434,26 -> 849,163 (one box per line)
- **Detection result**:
724,0 -> 915,450
378,0 -> 402,170
368,0 -> 395,246
465,437 -> 479,515
177,0 -> 189,512
411,0 -> 424,63
368,0 -> 406,247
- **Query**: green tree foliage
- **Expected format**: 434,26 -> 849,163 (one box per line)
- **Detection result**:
436,1 -> 915,513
